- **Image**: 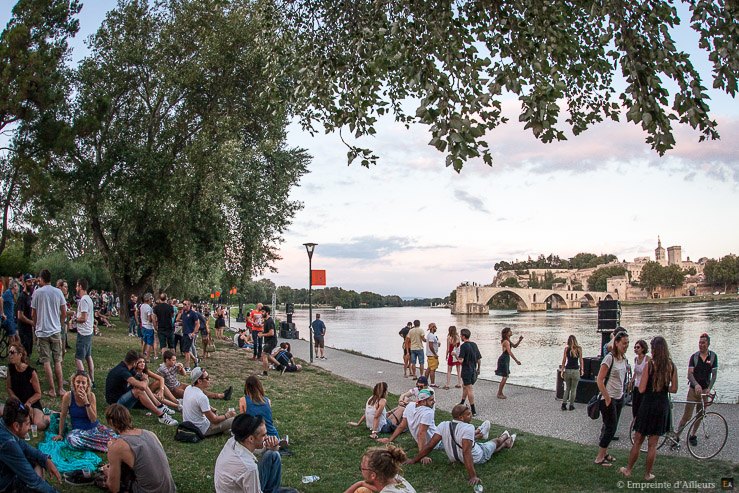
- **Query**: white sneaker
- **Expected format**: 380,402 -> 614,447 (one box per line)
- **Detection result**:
158,413 -> 178,426
501,430 -> 511,440
478,420 -> 491,440
509,433 -> 517,449
158,405 -> 175,416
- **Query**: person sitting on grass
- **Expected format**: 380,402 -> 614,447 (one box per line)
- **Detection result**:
344,445 -> 416,493
104,350 -> 178,427
398,376 -> 431,407
214,413 -> 298,493
349,382 -> 404,439
274,343 -> 302,374
53,370 -> 117,452
404,404 -> 514,487
238,376 -> 288,448
0,396 -> 62,493
133,356 -> 181,411
101,404 -> 176,493
182,367 -> 237,437
5,344 -> 50,431
234,328 -> 253,349
156,350 -> 232,400
378,389 -> 442,453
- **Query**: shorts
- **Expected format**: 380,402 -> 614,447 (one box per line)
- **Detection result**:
4,321 -> 17,337
427,356 -> 439,371
403,346 -> 410,356
117,390 -> 138,409
181,334 -> 194,353
75,333 -> 93,360
314,336 -> 324,348
158,330 -> 175,349
263,340 -> 277,355
37,333 -> 63,364
410,349 -> 425,365
475,440 -> 497,464
142,328 -> 155,346
462,370 -> 478,386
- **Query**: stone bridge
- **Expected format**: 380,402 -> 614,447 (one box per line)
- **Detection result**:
452,285 -> 618,314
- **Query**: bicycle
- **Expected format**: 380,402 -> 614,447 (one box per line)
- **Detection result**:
0,324 -> 9,359
629,392 -> 727,459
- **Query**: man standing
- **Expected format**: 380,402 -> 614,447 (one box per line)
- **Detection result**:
127,294 -> 137,337
425,323 -> 440,387
1,280 -> 19,346
677,333 -> 718,446
153,293 -> 175,359
139,294 -> 155,361
31,269 -> 67,397
178,300 -> 200,371
261,306 -> 277,377
311,313 -> 326,360
404,404 -> 513,486
74,279 -> 96,388
16,274 -> 35,356
406,320 -> 426,380
182,368 -> 236,437
250,302 -> 264,361
458,328 -> 482,416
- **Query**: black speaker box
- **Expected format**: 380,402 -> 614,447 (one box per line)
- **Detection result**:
599,299 -> 620,310
598,318 -> 619,330
555,372 -> 601,404
582,356 -> 603,380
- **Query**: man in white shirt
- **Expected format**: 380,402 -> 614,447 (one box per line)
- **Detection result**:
139,294 -> 155,361
182,368 -> 236,436
425,323 -> 440,387
214,413 -> 298,493
405,404 -> 515,486
74,278 -> 96,387
31,269 -> 67,397
378,389 -> 442,455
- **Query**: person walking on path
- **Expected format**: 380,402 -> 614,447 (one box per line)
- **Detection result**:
495,327 -> 523,399
560,335 -> 583,410
620,336 -> 677,481
31,269 -> 67,397
444,325 -> 462,390
399,322 -> 412,378
312,313 -> 327,360
594,330 -> 629,466
406,320 -> 426,380
675,333 -> 717,447
458,329 -> 482,416
73,279 -> 96,387
424,323 -> 440,387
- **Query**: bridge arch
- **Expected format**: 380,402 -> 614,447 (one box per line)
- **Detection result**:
543,292 -> 569,309
479,289 -> 530,311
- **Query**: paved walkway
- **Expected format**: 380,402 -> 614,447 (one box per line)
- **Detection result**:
228,322 -> 737,463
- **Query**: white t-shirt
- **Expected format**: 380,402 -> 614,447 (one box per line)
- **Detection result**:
31,285 -> 66,337
380,476 -> 416,492
140,303 -> 154,330
214,437 -> 261,493
365,397 -> 387,431
436,420 -> 484,463
76,295 -> 95,336
182,385 -> 212,434
426,332 -> 439,357
602,353 -> 627,399
404,402 -> 438,447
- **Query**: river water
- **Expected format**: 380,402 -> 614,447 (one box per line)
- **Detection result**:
285,301 -> 737,403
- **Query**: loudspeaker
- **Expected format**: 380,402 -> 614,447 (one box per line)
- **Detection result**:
599,299 -> 620,310
279,321 -> 297,339
575,378 -> 600,404
597,300 -> 621,332
582,356 -> 603,380
597,318 -> 619,330
286,303 -> 294,314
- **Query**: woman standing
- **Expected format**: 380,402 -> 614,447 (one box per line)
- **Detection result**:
495,327 -> 523,399
630,340 -> 650,419
214,305 -> 226,341
53,370 -> 117,452
620,337 -> 677,480
560,335 -> 584,410
348,382 -> 403,438
344,445 -> 416,493
443,325 -> 462,390
594,330 -> 629,466
5,344 -> 50,430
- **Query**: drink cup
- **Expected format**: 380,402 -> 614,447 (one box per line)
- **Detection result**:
31,425 -> 38,437
228,407 -> 235,413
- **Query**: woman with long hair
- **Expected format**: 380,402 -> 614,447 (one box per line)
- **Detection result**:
348,382 -> 403,438
214,305 -> 227,341
495,327 -> 523,399
594,330 -> 629,466
560,335 -> 584,410
620,337 -> 677,480
443,325 -> 462,390
53,370 -> 117,452
5,344 -> 50,430
133,357 -> 180,410
239,375 -> 287,448
344,445 -> 416,493
630,339 -> 650,419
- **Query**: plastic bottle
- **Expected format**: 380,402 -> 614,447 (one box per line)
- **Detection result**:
301,475 -> 320,484
474,484 -> 484,493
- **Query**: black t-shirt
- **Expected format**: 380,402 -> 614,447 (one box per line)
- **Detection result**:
459,341 -> 482,375
127,299 -> 136,317
263,317 -> 277,345
689,351 -> 718,388
399,327 -> 410,338
106,361 -> 134,404
16,290 -> 33,333
153,303 -> 174,331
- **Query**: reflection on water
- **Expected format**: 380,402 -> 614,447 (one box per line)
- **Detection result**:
287,302 -> 738,403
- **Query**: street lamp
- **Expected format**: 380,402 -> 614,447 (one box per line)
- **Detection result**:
303,243 -> 317,363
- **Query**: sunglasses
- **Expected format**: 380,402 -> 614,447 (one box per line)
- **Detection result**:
9,350 -> 18,355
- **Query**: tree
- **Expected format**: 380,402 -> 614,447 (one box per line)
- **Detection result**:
500,277 -> 520,288
638,261 -> 664,295
588,265 -> 627,292
263,1 -> 737,171
662,264 -> 687,288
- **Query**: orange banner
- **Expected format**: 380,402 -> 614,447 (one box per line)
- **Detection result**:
311,270 -> 326,286
215,291 -> 221,297
210,294 -> 214,299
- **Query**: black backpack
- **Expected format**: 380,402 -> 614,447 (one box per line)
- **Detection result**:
174,421 -> 205,443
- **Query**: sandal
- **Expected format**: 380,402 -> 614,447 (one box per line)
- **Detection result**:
605,454 -> 616,462
442,386 -> 450,390
454,384 -> 461,388
594,458 -> 613,467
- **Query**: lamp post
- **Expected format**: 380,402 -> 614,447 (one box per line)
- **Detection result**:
303,242 -> 317,363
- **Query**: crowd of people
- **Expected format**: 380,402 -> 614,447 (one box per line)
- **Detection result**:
0,271 -> 722,491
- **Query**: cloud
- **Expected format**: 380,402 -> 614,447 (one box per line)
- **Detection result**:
317,236 -> 455,260
453,189 -> 490,214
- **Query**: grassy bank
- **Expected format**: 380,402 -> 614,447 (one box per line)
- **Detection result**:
2,321 -> 736,492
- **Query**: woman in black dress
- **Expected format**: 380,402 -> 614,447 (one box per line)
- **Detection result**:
620,336 -> 677,481
6,344 -> 50,430
495,327 -> 523,399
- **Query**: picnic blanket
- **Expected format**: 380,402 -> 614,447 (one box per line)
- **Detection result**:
38,413 -> 102,473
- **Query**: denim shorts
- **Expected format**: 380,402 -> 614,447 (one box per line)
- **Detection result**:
75,333 -> 93,360
117,390 -> 138,409
142,328 -> 155,346
410,349 -> 425,365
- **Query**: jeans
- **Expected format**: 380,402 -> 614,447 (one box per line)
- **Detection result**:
410,349 -> 425,365
599,396 -> 624,448
252,331 -> 263,359
562,369 -> 580,406
128,317 -> 137,334
259,450 -> 298,493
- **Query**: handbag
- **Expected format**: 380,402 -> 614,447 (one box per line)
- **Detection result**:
174,421 -> 205,443
206,342 -> 216,353
586,355 -> 614,420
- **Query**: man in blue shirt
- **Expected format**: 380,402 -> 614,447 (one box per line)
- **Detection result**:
0,280 -> 19,346
0,397 -> 61,493
177,300 -> 200,371
311,314 -> 326,360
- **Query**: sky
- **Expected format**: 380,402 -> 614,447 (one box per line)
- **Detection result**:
3,2 -> 737,298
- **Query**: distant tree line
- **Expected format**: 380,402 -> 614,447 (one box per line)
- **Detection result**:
273,285 -> 447,309
494,252 -> 618,273
703,256 -> 738,293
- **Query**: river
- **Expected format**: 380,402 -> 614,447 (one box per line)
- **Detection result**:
284,301 -> 737,403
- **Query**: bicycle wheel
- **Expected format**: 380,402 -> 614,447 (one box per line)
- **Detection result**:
0,331 -> 9,358
629,417 -> 668,452
687,412 -> 728,459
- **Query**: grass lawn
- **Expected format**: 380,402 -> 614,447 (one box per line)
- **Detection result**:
2,320 -> 736,492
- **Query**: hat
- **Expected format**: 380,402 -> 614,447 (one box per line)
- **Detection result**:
416,376 -> 428,385
417,389 -> 434,401
23,274 -> 34,281
190,367 -> 205,383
